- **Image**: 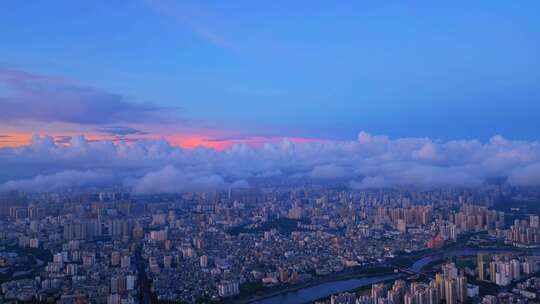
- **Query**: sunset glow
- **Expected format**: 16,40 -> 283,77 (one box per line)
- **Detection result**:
0,132 -> 325,151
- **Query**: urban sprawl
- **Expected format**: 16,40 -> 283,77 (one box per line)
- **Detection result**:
1,184 -> 540,304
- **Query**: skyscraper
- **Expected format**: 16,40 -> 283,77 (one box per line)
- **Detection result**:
457,275 -> 467,303
489,261 -> 497,283
531,215 -> 539,229
478,253 -> 487,281
444,279 -> 457,304
510,259 -> 520,280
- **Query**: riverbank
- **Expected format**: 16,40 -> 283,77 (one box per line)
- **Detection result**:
241,245 -> 540,304
235,266 -> 397,304
303,275 -> 404,304
245,273 -> 401,304
232,244 -> 462,304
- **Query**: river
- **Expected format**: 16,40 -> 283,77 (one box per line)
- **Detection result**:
254,247 -> 540,304
252,274 -> 400,304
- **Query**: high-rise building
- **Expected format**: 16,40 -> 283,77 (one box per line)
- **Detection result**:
279,268 -> 289,283
63,219 -> 102,240
478,253 -> 487,281
444,279 -> 457,304
0,191 -> 25,219
111,251 -> 120,266
397,219 -> 407,233
330,292 -> 356,304
489,261 -> 497,283
428,286 -> 439,304
457,275 -> 467,303
435,273 -> 445,301
107,294 -> 120,304
110,277 -> 119,293
218,281 -> 239,297
163,255 -> 172,268
372,283 -> 386,304
126,275 -> 136,291
121,255 -> 130,268
530,215 -> 539,229
200,255 -> 208,268
387,290 -> 400,304
510,259 -> 520,280
118,275 -> 127,293
404,293 -> 414,304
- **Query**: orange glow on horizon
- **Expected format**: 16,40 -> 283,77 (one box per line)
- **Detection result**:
0,133 -> 33,148
0,132 -> 324,150
165,135 -> 227,150
166,134 -> 324,150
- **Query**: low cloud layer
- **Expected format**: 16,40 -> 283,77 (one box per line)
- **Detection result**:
0,131 -> 539,193
0,170 -> 113,193
131,165 -> 228,194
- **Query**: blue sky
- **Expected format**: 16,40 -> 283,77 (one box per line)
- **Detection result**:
1,0 -> 539,143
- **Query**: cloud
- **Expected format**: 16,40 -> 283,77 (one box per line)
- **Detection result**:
357,131 -> 389,145
230,179 -> 250,189
0,170 -> 113,193
1,131 -> 540,193
131,165 -> 227,194
508,163 -> 540,186
0,69 -> 179,126
350,176 -> 386,189
415,141 -> 438,161
310,164 -> 347,179
490,135 -> 511,147
256,169 -> 283,178
0,134 -> 17,144
97,126 -> 149,136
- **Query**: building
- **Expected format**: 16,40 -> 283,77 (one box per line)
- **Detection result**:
444,279 -> 457,304
218,281 -> 239,298
478,253 -> 487,281
331,292 -> 356,304
200,255 -> 208,268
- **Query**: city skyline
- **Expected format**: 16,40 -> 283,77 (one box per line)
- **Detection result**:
3,3 -> 540,304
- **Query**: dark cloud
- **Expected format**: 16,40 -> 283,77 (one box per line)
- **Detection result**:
53,136 -> 72,144
508,163 -> 540,186
310,164 -> 347,179
204,135 -> 251,142
97,126 -> 149,136
0,69 -> 180,125
0,135 -> 16,144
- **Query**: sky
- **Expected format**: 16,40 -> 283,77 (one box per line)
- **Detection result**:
1,1 -> 540,192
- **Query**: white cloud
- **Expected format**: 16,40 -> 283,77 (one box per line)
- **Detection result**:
490,135 -> 510,147
229,179 -> 250,189
131,165 -> 228,194
357,131 -> 372,144
415,141 -> 438,161
0,170 -> 113,193
1,131 -> 540,193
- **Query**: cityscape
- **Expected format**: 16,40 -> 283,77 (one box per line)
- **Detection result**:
1,1 -> 540,303
1,185 -> 540,303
